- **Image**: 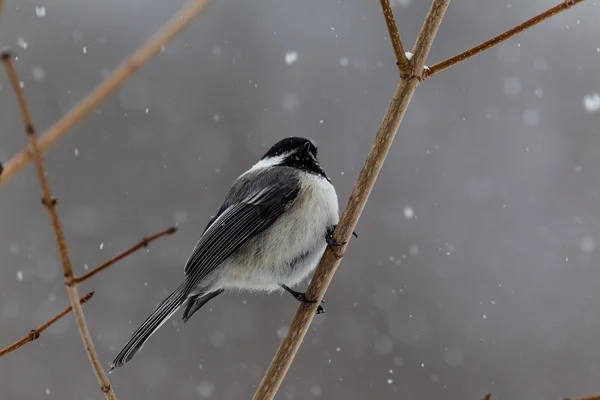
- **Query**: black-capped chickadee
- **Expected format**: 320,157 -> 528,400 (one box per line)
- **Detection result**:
110,136 -> 345,370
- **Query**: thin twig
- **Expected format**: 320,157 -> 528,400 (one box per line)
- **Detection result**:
480,393 -> 600,400
1,51 -> 75,280
0,292 -> 94,357
423,0 -> 585,79
251,1 -> 451,399
74,226 -> 177,284
0,0 -> 213,190
0,0 -> 4,22
379,0 -> 410,75
1,51 -> 117,400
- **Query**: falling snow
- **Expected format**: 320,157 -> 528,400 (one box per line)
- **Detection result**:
0,5 -> 598,400
310,385 -> 322,397
503,77 -> 521,97
17,37 -> 28,49
285,51 -> 298,65
409,245 -> 419,257
583,93 -> 600,113
580,237 -> 596,253
276,325 -> 288,340
522,109 -> 539,127
196,381 -> 215,398
31,66 -> 46,81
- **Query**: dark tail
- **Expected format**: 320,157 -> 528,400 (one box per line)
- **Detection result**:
110,283 -> 186,371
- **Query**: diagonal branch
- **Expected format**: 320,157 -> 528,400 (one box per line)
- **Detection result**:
0,0 -> 213,190
251,1 -> 451,399
423,0 -> 585,79
73,226 -> 177,284
379,0 -> 411,75
0,292 -> 95,357
1,50 -> 117,400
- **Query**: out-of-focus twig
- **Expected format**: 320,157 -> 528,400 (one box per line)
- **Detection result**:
423,0 -> 585,79
74,227 -> 177,284
566,395 -> 600,400
251,2 -> 451,399
1,50 -> 117,400
483,393 -> 600,400
0,0 -> 213,189
0,292 -> 94,357
379,0 -> 410,75
0,0 -> 5,23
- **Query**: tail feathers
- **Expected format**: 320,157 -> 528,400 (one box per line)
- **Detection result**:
182,289 -> 224,323
110,283 -> 186,371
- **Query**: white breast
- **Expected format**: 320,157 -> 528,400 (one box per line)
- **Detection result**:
212,173 -> 339,293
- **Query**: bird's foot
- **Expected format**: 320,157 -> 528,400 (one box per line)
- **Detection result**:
326,225 -> 359,246
281,285 -> 326,314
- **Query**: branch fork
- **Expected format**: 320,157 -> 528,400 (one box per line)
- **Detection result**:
0,0 -> 592,399
253,0 -> 589,399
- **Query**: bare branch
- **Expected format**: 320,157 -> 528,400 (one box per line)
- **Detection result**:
423,0 -> 585,79
74,227 -> 177,284
0,0 -> 213,190
251,1 -> 451,399
1,50 -> 117,400
379,0 -> 410,75
567,395 -> 600,400
0,292 -> 94,357
0,0 -> 4,22
1,51 -> 74,279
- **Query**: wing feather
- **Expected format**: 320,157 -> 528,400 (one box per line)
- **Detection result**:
182,182 -> 299,298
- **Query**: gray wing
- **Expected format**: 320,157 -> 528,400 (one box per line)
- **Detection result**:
182,172 -> 299,298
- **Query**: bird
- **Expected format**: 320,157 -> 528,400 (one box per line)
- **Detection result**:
110,136 -> 345,371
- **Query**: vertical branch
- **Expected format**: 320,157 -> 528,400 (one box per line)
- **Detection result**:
0,0 -> 212,190
251,1 -> 451,399
1,51 -> 117,400
379,0 -> 411,75
1,51 -> 74,280
410,0 -> 451,73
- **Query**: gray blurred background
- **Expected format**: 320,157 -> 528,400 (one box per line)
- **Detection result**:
1,0 -> 599,399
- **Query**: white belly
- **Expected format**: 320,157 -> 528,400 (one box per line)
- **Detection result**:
209,173 -> 339,293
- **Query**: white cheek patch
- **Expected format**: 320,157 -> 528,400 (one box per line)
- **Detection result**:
248,153 -> 289,172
